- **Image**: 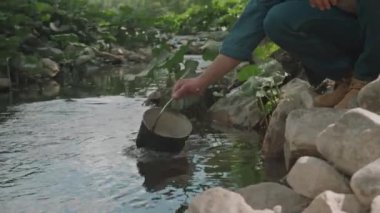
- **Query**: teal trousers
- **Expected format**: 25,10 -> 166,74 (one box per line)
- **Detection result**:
263,0 -> 380,83
221,0 -> 380,84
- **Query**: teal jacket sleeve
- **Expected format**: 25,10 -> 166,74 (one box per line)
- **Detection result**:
220,0 -> 283,61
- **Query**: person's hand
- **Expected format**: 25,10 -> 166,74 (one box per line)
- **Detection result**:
310,0 -> 339,10
171,77 -> 206,100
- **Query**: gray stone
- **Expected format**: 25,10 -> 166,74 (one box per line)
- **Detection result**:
41,58 -> 60,77
0,78 -> 11,91
351,159 -> 380,206
262,79 -> 316,158
316,108 -> 380,175
287,156 -> 351,199
187,187 -> 268,213
209,91 -> 263,129
284,108 -> 345,169
303,191 -> 366,213
238,182 -> 310,213
358,77 -> 380,114
371,196 -> 380,213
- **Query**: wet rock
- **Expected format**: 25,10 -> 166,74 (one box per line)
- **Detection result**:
303,191 -> 366,213
371,196 -> 380,213
351,158 -> 380,206
316,108 -> 380,175
209,91 -> 263,129
41,58 -> 60,77
41,80 -> 60,97
187,187 -> 258,213
262,78 -> 316,158
237,182 -> 310,213
0,78 -> 11,91
287,156 -> 351,199
284,108 -> 345,169
358,77 -> 380,114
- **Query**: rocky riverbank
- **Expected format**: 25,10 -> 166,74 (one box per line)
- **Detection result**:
187,73 -> 380,212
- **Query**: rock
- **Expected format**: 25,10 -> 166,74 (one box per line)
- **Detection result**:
187,187 -> 265,213
37,47 -> 64,59
41,80 -> 60,97
284,108 -> 345,169
237,182 -> 310,213
303,191 -> 366,213
262,78 -> 316,158
316,108 -> 380,175
41,58 -> 60,77
0,78 -> 11,91
351,158 -> 380,206
371,196 -> 380,213
287,156 -> 351,199
209,91 -> 263,129
358,77 -> 380,114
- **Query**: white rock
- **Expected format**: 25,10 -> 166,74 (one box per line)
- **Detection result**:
358,77 -> 380,114
284,108 -> 345,169
263,79 -> 316,158
187,187 -> 272,213
351,158 -> 380,206
238,182 -> 310,213
371,196 -> 380,213
287,156 -> 351,199
303,191 -> 366,213
316,108 -> 380,175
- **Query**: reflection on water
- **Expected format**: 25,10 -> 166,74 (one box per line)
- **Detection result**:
0,63 -> 285,212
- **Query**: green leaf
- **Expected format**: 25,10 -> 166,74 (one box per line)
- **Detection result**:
254,42 -> 280,61
237,65 -> 262,81
202,48 -> 218,61
34,2 -> 54,13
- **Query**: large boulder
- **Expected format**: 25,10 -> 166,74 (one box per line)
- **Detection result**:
262,78 -> 316,158
358,77 -> 380,114
286,156 -> 351,199
351,158 -> 380,206
284,108 -> 345,169
187,187 -> 273,213
371,196 -> 380,213
303,191 -> 366,213
316,108 -> 380,175
237,182 -> 310,213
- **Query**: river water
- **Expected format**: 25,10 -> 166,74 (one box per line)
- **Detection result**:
0,64 -> 285,212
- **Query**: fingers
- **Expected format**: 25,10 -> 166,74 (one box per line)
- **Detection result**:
330,0 -> 338,6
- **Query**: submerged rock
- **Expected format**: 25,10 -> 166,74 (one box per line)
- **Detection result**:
316,108 -> 380,176
237,182 -> 310,213
187,187 -> 259,213
284,108 -> 345,169
351,158 -> 380,206
287,156 -> 351,199
358,77 -> 380,114
262,78 -> 316,158
303,191 -> 366,213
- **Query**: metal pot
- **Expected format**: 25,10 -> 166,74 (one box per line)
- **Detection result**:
136,107 -> 193,153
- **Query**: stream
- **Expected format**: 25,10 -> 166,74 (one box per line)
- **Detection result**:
0,62 -> 285,212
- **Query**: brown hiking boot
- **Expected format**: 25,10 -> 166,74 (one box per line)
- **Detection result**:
314,77 -> 351,107
335,78 -> 369,109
